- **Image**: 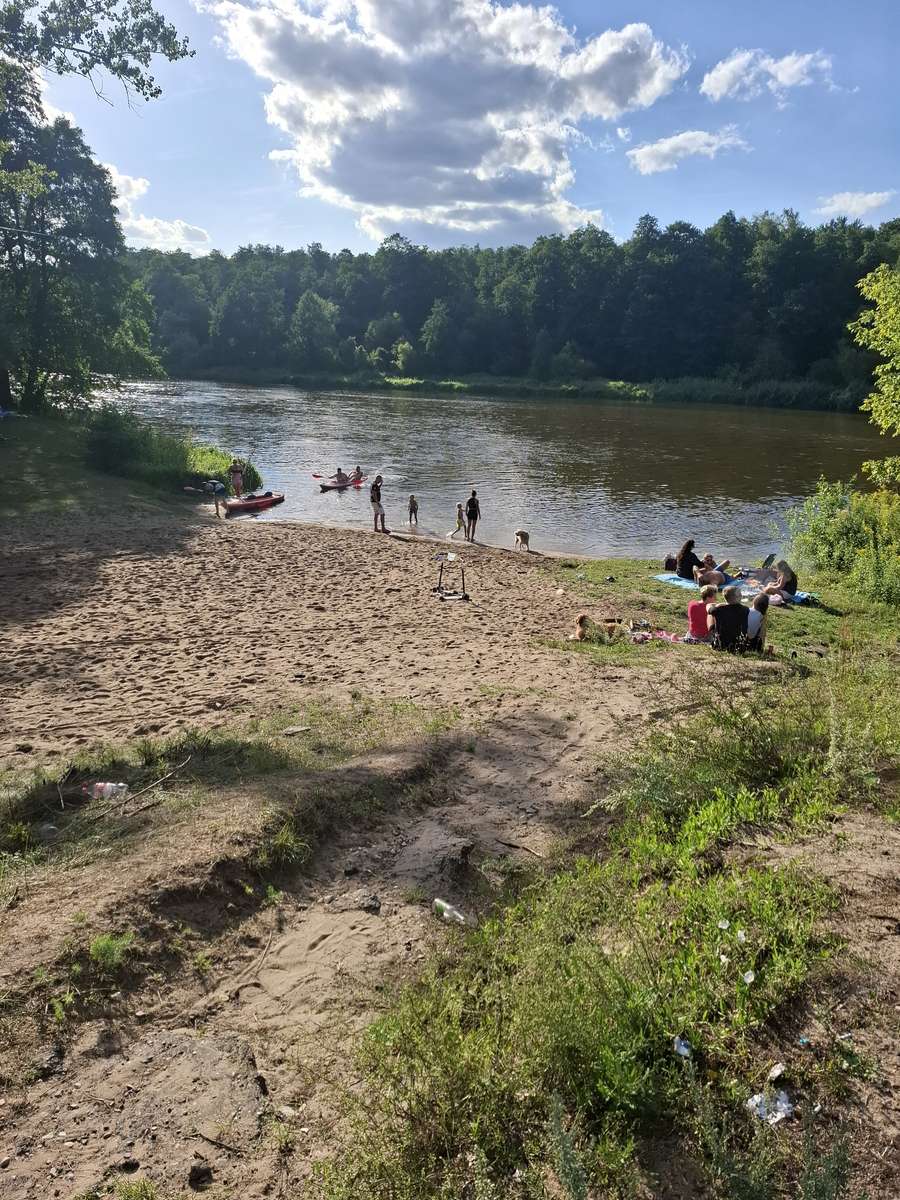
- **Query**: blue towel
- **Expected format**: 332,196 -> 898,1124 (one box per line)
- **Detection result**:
653,573 -> 812,604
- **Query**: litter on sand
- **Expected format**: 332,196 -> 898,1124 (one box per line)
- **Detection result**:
767,1062 -> 786,1082
432,898 -> 466,925
673,1036 -> 693,1059
743,970 -> 756,984
747,1089 -> 794,1125
281,725 -> 312,736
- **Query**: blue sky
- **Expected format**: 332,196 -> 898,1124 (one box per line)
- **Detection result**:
45,0 -> 900,254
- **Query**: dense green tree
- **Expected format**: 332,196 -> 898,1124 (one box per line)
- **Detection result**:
851,264 -> 900,482
210,269 -> 285,365
419,298 -> 454,374
288,289 -> 338,371
1,64 -> 157,409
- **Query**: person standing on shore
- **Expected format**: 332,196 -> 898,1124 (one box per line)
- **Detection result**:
228,459 -> 244,498
448,502 -> 466,539
465,489 -> 481,542
371,474 -> 387,533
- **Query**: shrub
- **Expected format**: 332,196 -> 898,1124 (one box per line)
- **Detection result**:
788,478 -> 900,602
86,406 -> 262,492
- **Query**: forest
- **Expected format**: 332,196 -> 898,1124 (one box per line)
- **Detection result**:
125,213 -> 900,399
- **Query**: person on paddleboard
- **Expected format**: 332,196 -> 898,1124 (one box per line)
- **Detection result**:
371,475 -> 387,533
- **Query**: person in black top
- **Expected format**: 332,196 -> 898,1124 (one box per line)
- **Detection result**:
370,474 -> 387,533
708,585 -> 749,651
675,538 -> 704,581
465,489 -> 481,542
764,560 -> 798,602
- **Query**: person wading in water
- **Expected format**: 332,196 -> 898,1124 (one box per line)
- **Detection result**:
465,489 -> 481,542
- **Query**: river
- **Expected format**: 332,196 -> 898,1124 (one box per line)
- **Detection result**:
110,380 -> 886,560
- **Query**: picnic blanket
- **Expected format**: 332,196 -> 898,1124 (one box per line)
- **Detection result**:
653,572 -> 814,605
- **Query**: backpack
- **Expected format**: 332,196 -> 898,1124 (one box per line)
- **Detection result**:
663,554 -> 677,572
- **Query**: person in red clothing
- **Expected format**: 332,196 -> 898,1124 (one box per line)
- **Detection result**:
686,584 -> 717,642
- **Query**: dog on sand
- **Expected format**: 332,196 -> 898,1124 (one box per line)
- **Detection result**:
514,529 -> 530,552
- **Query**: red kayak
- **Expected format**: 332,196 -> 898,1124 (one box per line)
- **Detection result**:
224,491 -> 285,516
319,474 -> 367,492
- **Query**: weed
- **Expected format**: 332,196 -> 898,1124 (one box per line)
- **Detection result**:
88,930 -> 135,975
114,1180 -> 160,1200
268,1117 -> 296,1156
193,952 -> 212,977
264,883 -> 283,907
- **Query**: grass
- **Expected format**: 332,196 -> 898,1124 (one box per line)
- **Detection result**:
309,647 -> 899,1199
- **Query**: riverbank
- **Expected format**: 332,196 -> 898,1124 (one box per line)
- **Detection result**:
187,366 -> 864,412
2,490 -> 898,1197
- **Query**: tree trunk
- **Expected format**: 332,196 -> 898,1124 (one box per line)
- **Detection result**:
0,368 -> 11,410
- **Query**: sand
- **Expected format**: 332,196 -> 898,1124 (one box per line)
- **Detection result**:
2,504 -> 645,763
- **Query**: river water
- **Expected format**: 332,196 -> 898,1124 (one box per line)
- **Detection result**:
111,380 -> 885,560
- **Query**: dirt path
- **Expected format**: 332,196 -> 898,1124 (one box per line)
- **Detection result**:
2,507 -> 672,1197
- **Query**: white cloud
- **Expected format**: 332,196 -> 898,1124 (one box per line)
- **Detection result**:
616,126 -> 631,143
626,127 -> 749,175
204,0 -> 690,243
105,165 -> 211,252
700,48 -> 833,106
814,190 -> 895,219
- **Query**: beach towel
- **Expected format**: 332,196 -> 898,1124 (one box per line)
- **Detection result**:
652,573 -> 813,605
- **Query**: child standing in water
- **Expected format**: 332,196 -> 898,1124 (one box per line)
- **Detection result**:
408,494 -> 419,524
448,503 -> 466,539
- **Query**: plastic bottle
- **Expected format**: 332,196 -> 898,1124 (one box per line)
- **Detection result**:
82,782 -> 129,801
432,898 -> 466,925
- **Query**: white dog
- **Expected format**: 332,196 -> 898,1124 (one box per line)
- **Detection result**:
514,529 -> 530,552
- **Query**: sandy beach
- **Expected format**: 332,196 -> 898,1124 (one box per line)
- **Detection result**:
2,503 -> 650,765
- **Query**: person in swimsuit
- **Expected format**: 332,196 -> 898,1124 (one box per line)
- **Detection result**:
408,494 -> 418,524
228,459 -> 244,498
334,467 -> 349,486
370,474 -> 387,532
350,465 -> 363,482
465,489 -> 481,542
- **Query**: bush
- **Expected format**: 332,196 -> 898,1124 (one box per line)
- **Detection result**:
788,478 -> 900,602
86,406 -> 261,493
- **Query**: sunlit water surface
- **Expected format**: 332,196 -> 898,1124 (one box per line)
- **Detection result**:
109,380 -> 886,560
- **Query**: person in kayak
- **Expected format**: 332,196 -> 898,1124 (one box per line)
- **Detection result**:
371,474 -> 387,532
334,467 -> 349,486
350,465 -> 363,482
228,459 -> 244,498
465,490 -> 481,542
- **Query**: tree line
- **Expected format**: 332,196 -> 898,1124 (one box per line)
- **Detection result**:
127,213 -> 900,394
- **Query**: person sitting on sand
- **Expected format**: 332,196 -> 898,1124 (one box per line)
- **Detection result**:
686,584 -> 718,642
764,560 -> 798,603
228,459 -> 244,498
370,474 -> 387,533
675,539 -> 704,581
746,593 -> 769,651
408,494 -> 418,525
448,503 -> 466,539
708,584 -> 749,652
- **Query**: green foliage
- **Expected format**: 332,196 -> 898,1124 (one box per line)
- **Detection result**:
85,406 -> 262,492
0,64 -> 159,410
0,0 -> 190,100
788,479 -> 900,603
312,659 -> 896,1199
88,930 -> 134,975
113,1180 -> 160,1200
123,209 -> 900,396
288,289 -> 339,370
851,263 -> 900,483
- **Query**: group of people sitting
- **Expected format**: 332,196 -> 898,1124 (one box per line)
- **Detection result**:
687,585 -> 770,652
669,539 -> 803,653
672,540 -> 799,602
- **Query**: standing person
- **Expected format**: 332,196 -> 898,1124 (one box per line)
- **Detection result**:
465,489 -> 481,542
228,458 -> 244,498
408,494 -> 419,525
370,474 -> 387,533
448,502 -> 466,539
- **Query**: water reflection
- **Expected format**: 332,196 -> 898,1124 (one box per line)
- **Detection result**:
110,381 -> 885,559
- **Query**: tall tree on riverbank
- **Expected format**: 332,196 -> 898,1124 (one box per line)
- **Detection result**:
0,64 -> 158,409
852,265 -> 900,483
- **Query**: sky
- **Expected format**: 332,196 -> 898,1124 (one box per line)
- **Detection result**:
43,0 -> 900,256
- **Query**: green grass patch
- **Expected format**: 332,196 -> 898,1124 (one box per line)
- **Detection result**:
311,653 -> 898,1199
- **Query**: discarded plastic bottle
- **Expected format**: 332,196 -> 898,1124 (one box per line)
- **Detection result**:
432,898 -> 466,925
83,782 -> 129,801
